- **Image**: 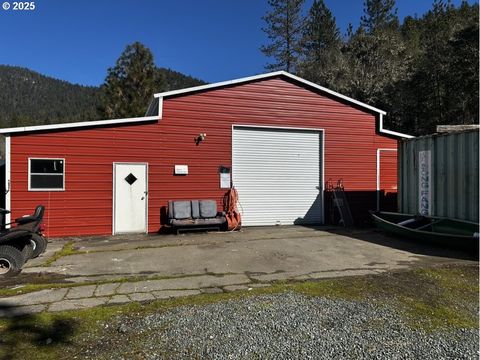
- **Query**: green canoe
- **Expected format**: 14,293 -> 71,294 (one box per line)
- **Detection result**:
370,211 -> 479,252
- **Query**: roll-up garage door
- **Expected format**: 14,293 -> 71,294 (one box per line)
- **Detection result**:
232,126 -> 323,226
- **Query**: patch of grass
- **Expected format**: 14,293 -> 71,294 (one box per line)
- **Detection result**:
287,276 -> 374,300
399,266 -> 479,331
41,241 -> 85,267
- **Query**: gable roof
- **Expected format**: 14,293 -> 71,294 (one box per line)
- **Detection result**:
153,71 -> 386,115
0,71 -> 412,138
151,71 -> 412,139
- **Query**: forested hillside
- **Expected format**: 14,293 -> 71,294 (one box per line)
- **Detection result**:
161,68 -> 207,91
262,0 -> 479,135
0,65 -> 100,128
0,65 -> 205,128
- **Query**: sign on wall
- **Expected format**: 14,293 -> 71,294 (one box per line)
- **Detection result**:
418,150 -> 432,215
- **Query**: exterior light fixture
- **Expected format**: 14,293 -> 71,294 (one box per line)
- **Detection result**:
195,133 -> 206,145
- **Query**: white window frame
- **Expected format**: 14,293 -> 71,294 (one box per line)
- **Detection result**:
28,157 -> 66,191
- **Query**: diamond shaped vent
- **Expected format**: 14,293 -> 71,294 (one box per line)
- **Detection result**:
124,173 -> 137,185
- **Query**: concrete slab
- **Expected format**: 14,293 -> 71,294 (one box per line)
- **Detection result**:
66,285 -> 97,299
95,283 -> 120,297
47,227 -> 475,282
0,288 -> 68,307
107,295 -> 131,305
48,297 -> 108,312
2,226 -> 475,315
116,274 -> 251,294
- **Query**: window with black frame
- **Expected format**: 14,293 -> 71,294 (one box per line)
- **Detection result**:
29,158 -> 65,190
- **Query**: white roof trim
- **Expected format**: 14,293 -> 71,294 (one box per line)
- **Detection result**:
378,114 -> 414,139
0,115 -> 159,134
380,128 -> 414,138
154,70 -> 387,116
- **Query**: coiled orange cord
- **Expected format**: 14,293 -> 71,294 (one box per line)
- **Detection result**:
223,187 -> 241,231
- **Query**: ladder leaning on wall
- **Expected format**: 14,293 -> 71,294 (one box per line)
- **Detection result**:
327,179 -> 354,228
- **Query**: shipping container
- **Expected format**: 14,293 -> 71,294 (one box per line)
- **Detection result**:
398,129 -> 479,222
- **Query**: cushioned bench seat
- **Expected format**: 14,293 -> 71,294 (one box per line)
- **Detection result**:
168,200 -> 226,232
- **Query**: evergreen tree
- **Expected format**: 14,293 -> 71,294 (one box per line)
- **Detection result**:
98,42 -> 165,118
445,23 -> 479,124
360,0 -> 399,32
261,0 -> 305,72
298,0 -> 344,88
394,0 -> 479,134
259,0 -> 478,135
343,10 -> 407,114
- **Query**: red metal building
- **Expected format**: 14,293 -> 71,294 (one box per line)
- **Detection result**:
1,72 -> 412,237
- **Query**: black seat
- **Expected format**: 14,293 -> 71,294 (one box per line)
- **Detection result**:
15,205 -> 45,224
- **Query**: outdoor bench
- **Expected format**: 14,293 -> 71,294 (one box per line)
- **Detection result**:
167,200 -> 227,234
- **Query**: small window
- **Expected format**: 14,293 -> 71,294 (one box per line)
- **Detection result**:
29,158 -> 65,191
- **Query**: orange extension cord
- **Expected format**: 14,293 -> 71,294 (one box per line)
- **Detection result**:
223,187 -> 242,231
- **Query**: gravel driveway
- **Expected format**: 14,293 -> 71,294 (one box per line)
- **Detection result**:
80,292 -> 478,360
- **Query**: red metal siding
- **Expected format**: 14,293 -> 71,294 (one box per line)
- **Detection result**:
10,77 -> 398,237
380,151 -> 398,192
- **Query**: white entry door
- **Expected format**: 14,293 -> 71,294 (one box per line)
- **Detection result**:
113,163 -> 148,234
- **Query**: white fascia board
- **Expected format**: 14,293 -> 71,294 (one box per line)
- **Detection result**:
282,72 -> 387,115
154,71 -> 387,116
380,128 -> 414,138
0,115 -> 159,135
154,71 -> 285,99
378,114 -> 414,139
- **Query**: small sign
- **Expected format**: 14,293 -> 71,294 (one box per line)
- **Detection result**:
418,150 -> 431,215
174,165 -> 188,175
220,173 -> 231,189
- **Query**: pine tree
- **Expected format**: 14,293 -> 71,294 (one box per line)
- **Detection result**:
261,0 -> 305,72
298,0 -> 343,88
98,42 -> 165,118
360,0 -> 398,33
343,19 -> 407,110
394,0 -> 479,134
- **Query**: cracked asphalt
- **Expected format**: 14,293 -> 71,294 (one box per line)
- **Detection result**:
0,225 -> 476,315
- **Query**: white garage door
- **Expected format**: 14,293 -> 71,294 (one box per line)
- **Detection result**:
232,126 -> 323,226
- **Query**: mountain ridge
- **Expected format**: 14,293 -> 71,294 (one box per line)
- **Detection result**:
0,65 -> 205,129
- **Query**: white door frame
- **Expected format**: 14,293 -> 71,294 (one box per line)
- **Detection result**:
232,124 -> 325,224
376,148 -> 397,211
112,162 -> 149,234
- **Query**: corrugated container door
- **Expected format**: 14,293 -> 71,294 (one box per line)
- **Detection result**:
232,126 -> 323,226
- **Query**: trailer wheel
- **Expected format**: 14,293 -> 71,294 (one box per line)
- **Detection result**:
31,234 -> 48,258
0,245 -> 24,277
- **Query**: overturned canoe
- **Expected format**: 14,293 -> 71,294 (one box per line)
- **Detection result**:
370,211 -> 479,252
